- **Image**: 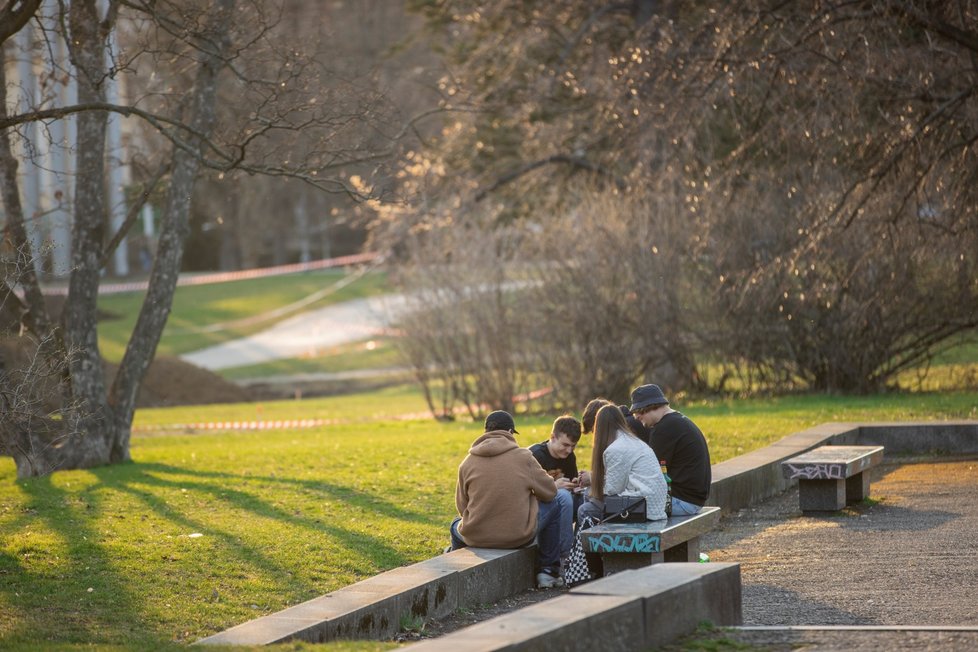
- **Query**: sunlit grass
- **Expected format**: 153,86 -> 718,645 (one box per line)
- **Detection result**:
218,338 -> 405,381
131,383 -> 432,428
96,269 -> 390,362
1,386 -> 977,648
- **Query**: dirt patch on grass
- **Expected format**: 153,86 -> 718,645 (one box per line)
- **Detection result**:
117,355 -> 252,407
0,336 -> 251,409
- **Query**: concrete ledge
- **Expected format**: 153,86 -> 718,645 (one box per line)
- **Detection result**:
857,421 -> 978,455
708,420 -> 978,513
576,562 -> 742,648
196,546 -> 536,645
400,562 -> 741,651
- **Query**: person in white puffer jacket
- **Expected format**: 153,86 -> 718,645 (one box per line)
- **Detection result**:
578,404 -> 669,524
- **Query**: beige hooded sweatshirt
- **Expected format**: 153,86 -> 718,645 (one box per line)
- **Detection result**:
455,429 -> 558,548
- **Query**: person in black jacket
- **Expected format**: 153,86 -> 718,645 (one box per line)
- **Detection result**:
629,384 -> 711,515
530,415 -> 589,527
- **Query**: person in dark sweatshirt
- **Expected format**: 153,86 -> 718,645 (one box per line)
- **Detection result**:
530,415 -> 587,544
629,384 -> 712,515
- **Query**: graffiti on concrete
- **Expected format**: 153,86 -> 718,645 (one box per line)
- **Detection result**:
787,463 -> 845,480
589,533 -> 661,554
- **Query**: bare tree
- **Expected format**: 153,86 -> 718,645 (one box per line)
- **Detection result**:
0,1 -> 408,477
392,218 -> 537,418
385,0 -> 978,397
696,1 -> 978,391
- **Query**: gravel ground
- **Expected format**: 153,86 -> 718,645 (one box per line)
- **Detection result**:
704,456 -> 978,626
663,628 -> 978,651
670,455 -> 978,650
412,456 -> 978,650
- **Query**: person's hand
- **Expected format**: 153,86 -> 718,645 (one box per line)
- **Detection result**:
578,470 -> 591,487
555,477 -> 578,491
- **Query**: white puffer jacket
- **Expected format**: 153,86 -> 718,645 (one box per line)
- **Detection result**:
603,429 -> 669,520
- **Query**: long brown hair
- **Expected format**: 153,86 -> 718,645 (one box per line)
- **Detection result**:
590,404 -> 629,501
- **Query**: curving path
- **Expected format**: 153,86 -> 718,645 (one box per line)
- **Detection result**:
180,294 -> 409,371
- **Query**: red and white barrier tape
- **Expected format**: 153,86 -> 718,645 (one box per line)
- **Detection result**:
135,418 -> 335,433
133,387 -> 554,433
41,252 -> 379,296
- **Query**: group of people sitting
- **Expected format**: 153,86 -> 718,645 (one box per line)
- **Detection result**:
447,383 -> 712,588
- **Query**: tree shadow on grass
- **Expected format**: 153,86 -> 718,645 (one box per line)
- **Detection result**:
0,460 -> 451,646
136,461 -> 439,525
2,475 -> 165,648
107,461 -> 431,574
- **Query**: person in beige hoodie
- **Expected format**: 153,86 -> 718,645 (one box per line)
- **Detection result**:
448,410 -> 567,588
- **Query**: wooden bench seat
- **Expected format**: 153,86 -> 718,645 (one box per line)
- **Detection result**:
780,444 -> 884,512
579,506 -> 721,575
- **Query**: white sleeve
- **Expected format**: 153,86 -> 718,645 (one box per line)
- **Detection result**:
603,442 -> 629,495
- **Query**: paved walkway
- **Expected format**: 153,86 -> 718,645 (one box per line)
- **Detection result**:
675,456 -> 978,650
180,294 -> 409,371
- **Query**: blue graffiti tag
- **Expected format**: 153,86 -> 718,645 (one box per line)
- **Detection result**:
590,533 -> 661,554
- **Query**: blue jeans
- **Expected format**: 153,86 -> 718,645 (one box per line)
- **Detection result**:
553,489 -> 575,559
671,496 -> 702,516
578,497 -> 605,525
536,496 -> 563,572
449,516 -> 466,550
570,490 -> 584,523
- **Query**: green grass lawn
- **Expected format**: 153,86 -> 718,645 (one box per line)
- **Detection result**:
96,269 -> 390,362
218,337 -> 405,381
2,385 -> 977,649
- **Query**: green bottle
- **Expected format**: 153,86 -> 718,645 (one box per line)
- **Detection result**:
660,460 -> 672,486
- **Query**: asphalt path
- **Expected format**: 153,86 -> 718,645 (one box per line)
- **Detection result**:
180,294 -> 409,371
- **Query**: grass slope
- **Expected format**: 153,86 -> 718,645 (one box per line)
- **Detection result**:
2,386 -> 977,648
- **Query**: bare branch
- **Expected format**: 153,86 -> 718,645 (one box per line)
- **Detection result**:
0,0 -> 42,44
99,159 -> 170,269
474,154 -> 626,202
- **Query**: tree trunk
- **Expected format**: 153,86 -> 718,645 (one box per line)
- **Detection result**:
107,0 -> 234,461
1,1 -> 234,478
0,40 -> 81,479
0,49 -> 55,341
58,0 -> 115,469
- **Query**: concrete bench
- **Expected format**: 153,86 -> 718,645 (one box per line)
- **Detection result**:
401,562 -> 742,651
579,505 -> 721,575
780,444 -> 884,512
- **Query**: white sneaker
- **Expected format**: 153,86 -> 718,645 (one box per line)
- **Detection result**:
536,571 -> 564,589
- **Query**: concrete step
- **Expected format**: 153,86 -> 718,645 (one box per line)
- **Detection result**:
401,562 -> 742,651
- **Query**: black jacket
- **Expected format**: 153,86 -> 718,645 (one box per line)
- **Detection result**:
648,411 -> 711,506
